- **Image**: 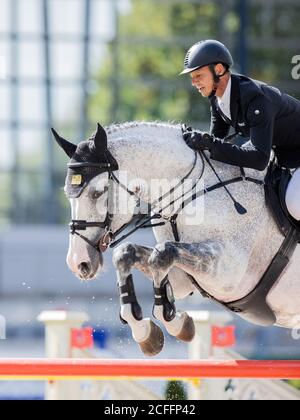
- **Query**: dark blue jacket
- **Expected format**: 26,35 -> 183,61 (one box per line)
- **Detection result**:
207,74 -> 300,170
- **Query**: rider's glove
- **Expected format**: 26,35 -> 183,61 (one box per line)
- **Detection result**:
182,124 -> 213,151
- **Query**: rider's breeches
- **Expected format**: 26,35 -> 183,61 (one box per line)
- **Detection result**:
286,167 -> 300,221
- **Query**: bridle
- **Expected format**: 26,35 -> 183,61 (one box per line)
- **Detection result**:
68,161 -> 136,252
69,151 -> 202,252
68,147 -> 264,253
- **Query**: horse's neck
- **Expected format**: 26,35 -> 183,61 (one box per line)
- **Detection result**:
107,123 -> 266,205
108,124 -> 201,200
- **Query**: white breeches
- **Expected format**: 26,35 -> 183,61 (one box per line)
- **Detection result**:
286,168 -> 300,221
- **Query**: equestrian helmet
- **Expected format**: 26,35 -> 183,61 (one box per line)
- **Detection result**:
180,39 -> 234,75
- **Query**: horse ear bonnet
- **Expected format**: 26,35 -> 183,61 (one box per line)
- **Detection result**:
65,125 -> 119,198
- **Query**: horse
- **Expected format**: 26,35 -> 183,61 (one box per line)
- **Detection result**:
53,122 -> 300,356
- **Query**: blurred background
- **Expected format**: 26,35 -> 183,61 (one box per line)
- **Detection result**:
0,0 -> 299,399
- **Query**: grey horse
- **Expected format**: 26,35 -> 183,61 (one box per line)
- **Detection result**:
54,122 -> 300,356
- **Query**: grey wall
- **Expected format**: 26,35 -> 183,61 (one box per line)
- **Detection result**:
0,225 -> 156,298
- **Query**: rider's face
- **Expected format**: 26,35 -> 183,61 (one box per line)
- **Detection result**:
191,66 -> 214,97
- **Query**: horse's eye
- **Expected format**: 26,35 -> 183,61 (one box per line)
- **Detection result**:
92,191 -> 103,200
92,187 -> 108,200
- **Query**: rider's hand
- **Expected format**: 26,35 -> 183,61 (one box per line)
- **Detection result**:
182,124 -> 212,151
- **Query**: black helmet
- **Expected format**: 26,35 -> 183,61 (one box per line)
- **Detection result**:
180,39 -> 234,75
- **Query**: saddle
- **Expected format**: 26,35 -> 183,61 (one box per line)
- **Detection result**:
264,159 -> 300,242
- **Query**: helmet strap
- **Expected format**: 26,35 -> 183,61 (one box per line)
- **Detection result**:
208,64 -> 229,98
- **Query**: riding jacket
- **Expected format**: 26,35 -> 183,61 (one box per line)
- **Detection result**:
206,74 -> 300,170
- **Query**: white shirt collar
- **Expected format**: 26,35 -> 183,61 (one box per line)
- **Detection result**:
217,77 -> 232,121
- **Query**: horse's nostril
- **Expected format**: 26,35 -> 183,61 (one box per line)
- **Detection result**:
78,262 -> 92,276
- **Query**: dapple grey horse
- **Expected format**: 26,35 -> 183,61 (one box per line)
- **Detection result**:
54,122 -> 300,356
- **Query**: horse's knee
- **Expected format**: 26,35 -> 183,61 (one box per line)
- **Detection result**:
148,242 -> 178,270
112,242 -> 138,271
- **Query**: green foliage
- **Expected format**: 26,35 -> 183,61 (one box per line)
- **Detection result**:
288,380 -> 300,390
88,0 -> 300,129
88,0 -> 222,128
165,380 -> 187,400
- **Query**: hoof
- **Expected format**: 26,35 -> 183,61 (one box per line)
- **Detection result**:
176,313 -> 195,343
138,321 -> 164,357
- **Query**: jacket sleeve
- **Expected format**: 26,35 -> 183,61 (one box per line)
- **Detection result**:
210,100 -> 231,139
206,96 -> 275,171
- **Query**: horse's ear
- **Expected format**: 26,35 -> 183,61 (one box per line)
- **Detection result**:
94,123 -> 108,153
51,128 -> 77,158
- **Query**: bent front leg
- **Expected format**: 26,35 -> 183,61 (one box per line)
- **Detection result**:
113,243 -> 164,356
148,240 -> 224,341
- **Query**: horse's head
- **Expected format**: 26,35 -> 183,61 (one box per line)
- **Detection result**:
53,123 -> 124,280
54,121 -> 203,280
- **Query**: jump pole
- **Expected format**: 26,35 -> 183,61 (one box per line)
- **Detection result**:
0,359 -> 299,381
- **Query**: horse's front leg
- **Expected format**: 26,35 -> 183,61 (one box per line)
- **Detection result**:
112,243 -> 164,357
148,240 -> 224,342
147,242 -> 195,343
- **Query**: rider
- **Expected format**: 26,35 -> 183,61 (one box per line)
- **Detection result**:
180,39 -> 300,221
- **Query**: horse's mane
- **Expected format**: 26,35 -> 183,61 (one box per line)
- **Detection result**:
105,121 -> 181,136
84,122 -> 182,152
84,121 -> 265,181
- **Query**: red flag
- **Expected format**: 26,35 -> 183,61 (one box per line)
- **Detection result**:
212,326 -> 236,348
71,327 -> 94,349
